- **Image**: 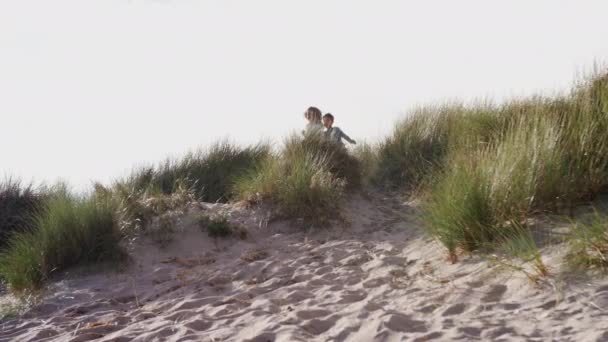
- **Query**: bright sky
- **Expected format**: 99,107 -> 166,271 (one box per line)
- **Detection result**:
2,0 -> 608,190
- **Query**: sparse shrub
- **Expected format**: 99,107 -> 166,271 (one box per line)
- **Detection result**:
241,248 -> 268,262
121,141 -> 270,203
206,216 -> 232,238
0,188 -> 124,292
0,179 -> 43,249
234,134 -> 347,225
422,72 -> 608,256
111,180 -> 194,236
352,142 -> 380,187
493,227 -> 549,282
197,214 -> 243,238
567,213 -> 608,271
148,212 -> 180,248
376,103 -> 503,188
283,134 -> 361,189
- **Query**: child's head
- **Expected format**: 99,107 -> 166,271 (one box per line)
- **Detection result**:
304,106 -> 322,123
322,113 -> 334,128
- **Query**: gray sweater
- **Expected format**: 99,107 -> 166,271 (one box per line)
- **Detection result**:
324,127 -> 355,145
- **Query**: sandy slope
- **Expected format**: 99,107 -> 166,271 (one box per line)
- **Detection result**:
2,193 -> 608,342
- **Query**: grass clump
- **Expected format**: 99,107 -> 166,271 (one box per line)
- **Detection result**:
492,227 -> 549,282
422,72 -> 608,256
0,179 -> 44,249
567,213 -> 608,271
234,134 -> 350,225
108,181 -> 194,236
147,213 -> 181,248
352,142 -> 380,187
197,214 -> 245,239
121,141 -> 270,203
376,103 -> 503,188
0,188 -> 124,292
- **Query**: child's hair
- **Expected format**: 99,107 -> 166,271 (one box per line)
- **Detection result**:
323,113 -> 334,122
305,106 -> 322,123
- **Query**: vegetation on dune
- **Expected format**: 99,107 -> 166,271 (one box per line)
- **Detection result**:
3,69 -> 608,294
567,213 -> 608,271
197,214 -> 245,239
0,179 -> 44,249
0,187 -> 124,292
283,134 -> 361,189
375,103 -> 505,189
235,134 -> 358,225
119,141 -> 270,203
352,142 -> 380,187
362,70 -> 608,264
107,180 -> 194,236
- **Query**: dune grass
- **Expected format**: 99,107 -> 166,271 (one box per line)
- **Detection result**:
234,134 -> 354,225
567,212 -> 608,271
412,73 -> 608,256
375,103 -> 505,189
2,68 -> 607,294
0,179 -> 44,249
0,188 -> 124,292
120,141 -> 270,203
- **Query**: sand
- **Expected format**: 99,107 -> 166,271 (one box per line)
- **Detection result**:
2,193 -> 608,342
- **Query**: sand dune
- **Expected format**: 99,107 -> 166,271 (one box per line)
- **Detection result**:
2,194 -> 608,341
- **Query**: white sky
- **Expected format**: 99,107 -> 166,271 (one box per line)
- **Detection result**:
2,0 -> 608,190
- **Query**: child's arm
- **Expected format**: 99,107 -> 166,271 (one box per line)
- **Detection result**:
340,129 -> 356,144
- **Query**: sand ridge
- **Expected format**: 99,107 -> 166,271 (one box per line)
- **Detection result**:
2,194 -> 608,341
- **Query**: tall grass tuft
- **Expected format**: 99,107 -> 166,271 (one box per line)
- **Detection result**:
120,141 -> 270,203
0,179 -> 43,249
283,134 -> 361,189
235,134 -> 350,225
567,212 -> 608,271
352,142 -> 380,187
0,188 -> 124,292
376,103 -> 503,188
422,72 -> 608,256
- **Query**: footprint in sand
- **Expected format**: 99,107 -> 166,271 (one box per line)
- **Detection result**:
344,274 -> 363,286
165,310 -> 198,322
501,303 -> 521,311
333,325 -> 362,341
362,277 -> 389,289
417,304 -> 439,314
72,323 -> 123,340
132,326 -> 176,341
338,290 -> 368,304
593,286 -> 608,308
483,325 -> 518,339
315,265 -> 333,275
340,253 -> 373,267
537,300 -> 556,310
175,335 -> 204,342
328,284 -> 343,292
412,331 -> 443,341
481,284 -> 508,303
384,313 -> 428,333
296,309 -> 332,320
458,326 -> 483,338
442,303 -> 467,316
301,316 -> 339,335
285,290 -> 314,303
26,328 -> 59,341
68,332 -> 104,342
243,332 -> 276,342
184,318 -> 213,331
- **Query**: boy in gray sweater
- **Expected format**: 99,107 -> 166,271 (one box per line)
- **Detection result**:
322,113 -> 356,145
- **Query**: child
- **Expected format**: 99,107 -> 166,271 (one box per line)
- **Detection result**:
323,113 -> 356,145
303,106 -> 324,136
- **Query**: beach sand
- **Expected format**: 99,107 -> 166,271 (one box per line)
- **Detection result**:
2,193 -> 608,341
